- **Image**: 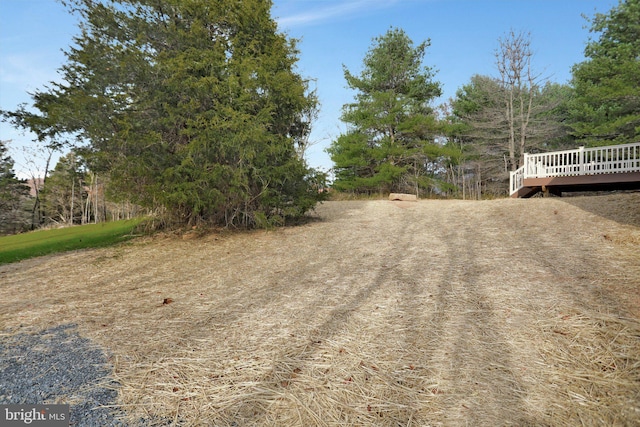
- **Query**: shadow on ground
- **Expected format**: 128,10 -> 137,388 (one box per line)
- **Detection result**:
557,191 -> 640,227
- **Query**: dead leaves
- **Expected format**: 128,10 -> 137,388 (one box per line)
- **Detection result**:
279,367 -> 304,388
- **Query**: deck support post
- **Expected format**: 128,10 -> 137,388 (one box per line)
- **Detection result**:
542,186 -> 562,197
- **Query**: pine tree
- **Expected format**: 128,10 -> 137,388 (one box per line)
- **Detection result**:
327,28 -> 443,196
570,0 -> 640,145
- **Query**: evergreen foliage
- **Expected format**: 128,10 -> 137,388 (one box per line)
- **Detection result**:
0,141 -> 31,235
327,28 -> 446,196
4,0 -> 324,228
3,1 -> 636,204
570,0 -> 640,145
40,152 -> 84,225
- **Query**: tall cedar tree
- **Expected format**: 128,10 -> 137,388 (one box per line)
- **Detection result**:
570,0 -> 640,145
3,0 -> 323,228
327,28 -> 443,195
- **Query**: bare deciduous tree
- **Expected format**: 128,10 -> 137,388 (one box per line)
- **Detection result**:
495,30 -> 539,171
450,32 -> 572,198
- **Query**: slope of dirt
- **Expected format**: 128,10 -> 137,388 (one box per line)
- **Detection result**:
1,193 -> 639,426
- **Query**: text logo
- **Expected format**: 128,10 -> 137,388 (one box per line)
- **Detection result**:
1,405 -> 69,426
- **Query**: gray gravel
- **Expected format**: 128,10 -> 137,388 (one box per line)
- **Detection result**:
0,324 -> 126,426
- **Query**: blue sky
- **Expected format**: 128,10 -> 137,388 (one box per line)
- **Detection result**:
0,0 -> 619,178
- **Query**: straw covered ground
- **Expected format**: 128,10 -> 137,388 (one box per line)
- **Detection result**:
1,193 -> 639,426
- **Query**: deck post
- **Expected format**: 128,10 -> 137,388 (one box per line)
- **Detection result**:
523,153 -> 529,178
542,185 -> 562,197
579,146 -> 585,174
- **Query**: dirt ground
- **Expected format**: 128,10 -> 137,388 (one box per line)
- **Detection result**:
1,193 -> 639,426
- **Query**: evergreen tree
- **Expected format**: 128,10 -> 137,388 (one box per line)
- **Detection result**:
3,0 -> 323,228
327,28 -> 443,195
570,0 -> 640,145
40,152 -> 85,225
0,141 -> 31,234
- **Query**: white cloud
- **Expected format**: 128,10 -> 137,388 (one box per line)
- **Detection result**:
277,0 -> 398,28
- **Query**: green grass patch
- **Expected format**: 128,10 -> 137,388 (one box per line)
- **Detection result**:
0,219 -> 144,265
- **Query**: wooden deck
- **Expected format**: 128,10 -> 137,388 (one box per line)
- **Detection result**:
510,143 -> 640,198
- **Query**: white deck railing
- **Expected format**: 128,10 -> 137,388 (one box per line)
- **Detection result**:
510,142 -> 640,195
510,165 -> 525,195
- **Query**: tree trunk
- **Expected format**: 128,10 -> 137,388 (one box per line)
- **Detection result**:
94,174 -> 99,224
508,88 -> 516,171
70,178 -> 75,225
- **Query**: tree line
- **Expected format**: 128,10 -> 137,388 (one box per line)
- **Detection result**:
329,0 -> 639,198
1,0 -> 638,234
2,0 -> 326,234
